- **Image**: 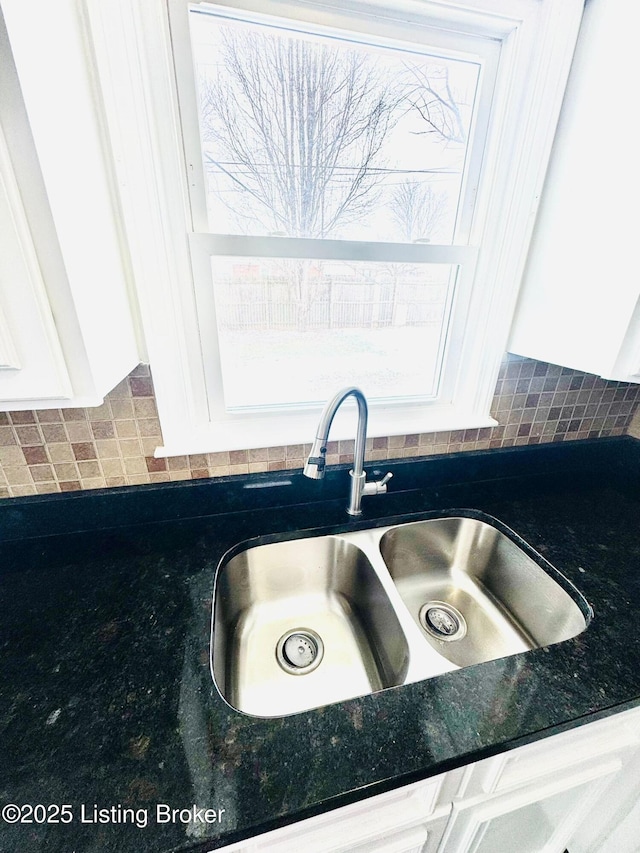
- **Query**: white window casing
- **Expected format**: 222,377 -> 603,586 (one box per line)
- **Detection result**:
68,0 -> 584,456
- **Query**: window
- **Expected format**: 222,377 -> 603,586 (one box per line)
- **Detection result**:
178,3 -> 490,419
81,0 -> 584,455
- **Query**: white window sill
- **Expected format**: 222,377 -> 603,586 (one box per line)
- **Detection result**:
153,406 -> 499,458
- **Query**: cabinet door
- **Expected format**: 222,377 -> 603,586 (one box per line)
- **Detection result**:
0,47 -> 72,404
0,3 -> 140,410
216,815 -> 448,853
439,756 -> 621,853
507,0 -> 640,383
217,776 -> 452,853
567,743 -> 640,853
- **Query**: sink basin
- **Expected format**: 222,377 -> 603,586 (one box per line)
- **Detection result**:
379,517 -> 588,669
211,536 -> 409,717
211,513 -> 591,717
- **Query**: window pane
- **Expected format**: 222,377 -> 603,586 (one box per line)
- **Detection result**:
189,7 -> 480,243
211,257 -> 458,409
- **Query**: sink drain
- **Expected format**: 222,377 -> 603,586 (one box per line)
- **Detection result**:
276,629 -> 324,675
419,601 -> 467,642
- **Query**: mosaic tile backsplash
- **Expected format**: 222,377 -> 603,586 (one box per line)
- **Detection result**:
1,355 -> 639,498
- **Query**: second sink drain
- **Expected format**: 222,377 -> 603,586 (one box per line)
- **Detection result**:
419,601 -> 467,642
276,629 -> 324,675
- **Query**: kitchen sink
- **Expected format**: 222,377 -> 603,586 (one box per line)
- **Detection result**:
211,513 -> 591,717
379,517 -> 588,669
211,536 -> 409,717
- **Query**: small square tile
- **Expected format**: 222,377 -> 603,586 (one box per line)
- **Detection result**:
105,477 -> 127,488
115,420 -> 138,439
15,426 -> 43,446
127,473 -> 152,485
47,443 -> 75,463
110,399 -> 134,419
141,438 -> 160,456
36,409 -> 63,423
54,463 -> 80,480
91,421 -> 115,439
101,458 -> 124,477
4,467 -> 33,486
229,463 -> 249,475
130,363 -> 151,377
9,411 -> 36,425
108,379 -> 132,399
11,484 -> 37,496
248,448 -> 268,463
119,439 -> 142,458
41,424 -> 68,443
30,464 -> 55,482
285,444 -> 304,459
95,440 -> 120,459
124,457 -> 147,475
62,408 -> 88,422
137,418 -> 162,438
65,422 -> 93,442
133,398 -> 158,419
129,377 -> 154,397
146,456 -> 167,473
0,427 -> 18,447
0,446 -> 24,466
167,455 -> 189,471
82,477 -> 107,490
78,460 -> 101,478
35,482 -> 60,494
22,446 -> 49,465
72,442 -> 97,461
188,454 -> 208,469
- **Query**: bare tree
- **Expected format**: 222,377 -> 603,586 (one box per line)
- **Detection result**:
199,27 -> 397,238
403,64 -> 468,145
389,179 -> 448,243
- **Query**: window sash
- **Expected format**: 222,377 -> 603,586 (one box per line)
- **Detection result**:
174,0 -> 501,243
189,233 -> 478,424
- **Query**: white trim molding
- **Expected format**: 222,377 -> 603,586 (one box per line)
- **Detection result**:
82,0 -> 584,455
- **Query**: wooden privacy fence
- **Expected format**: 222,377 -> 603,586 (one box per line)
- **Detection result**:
214,276 -> 448,330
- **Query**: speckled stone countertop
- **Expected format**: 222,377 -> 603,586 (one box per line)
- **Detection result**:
1,437 -> 639,853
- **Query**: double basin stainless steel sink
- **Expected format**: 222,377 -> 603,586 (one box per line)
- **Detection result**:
210,513 -> 591,718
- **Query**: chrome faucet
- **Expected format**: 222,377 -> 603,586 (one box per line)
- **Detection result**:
303,387 -> 392,516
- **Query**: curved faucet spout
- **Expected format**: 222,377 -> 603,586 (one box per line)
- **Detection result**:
303,387 -> 392,516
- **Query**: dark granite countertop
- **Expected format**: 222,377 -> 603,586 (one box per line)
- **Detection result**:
1,437 -> 639,853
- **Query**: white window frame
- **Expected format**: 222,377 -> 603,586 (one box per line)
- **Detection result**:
176,1 -> 496,446
77,0 -> 584,456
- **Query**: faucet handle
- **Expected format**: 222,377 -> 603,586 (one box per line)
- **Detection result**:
363,470 -> 393,498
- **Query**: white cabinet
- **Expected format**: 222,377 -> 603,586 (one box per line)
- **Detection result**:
441,706 -> 640,853
508,0 -> 640,383
219,705 -> 640,853
216,773 -> 460,853
439,712 -> 635,853
0,3 -> 140,410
